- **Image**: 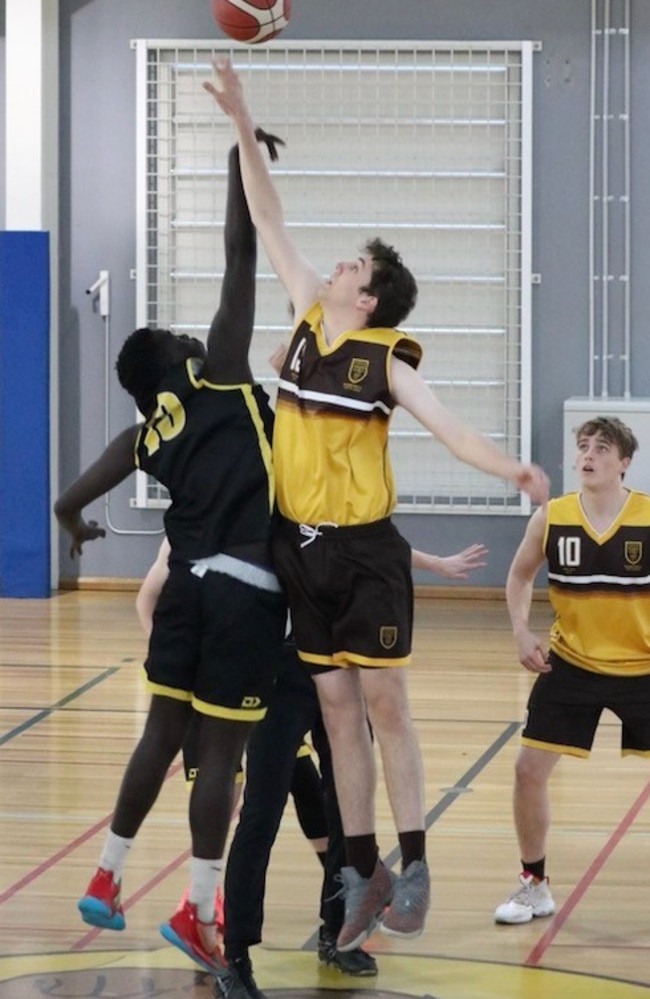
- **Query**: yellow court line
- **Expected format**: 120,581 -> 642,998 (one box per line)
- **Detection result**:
0,949 -> 649,999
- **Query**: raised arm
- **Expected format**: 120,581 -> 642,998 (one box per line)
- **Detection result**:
54,425 -> 138,556
505,506 -> 550,673
391,357 -> 549,505
202,131 -> 284,383
203,56 -> 321,320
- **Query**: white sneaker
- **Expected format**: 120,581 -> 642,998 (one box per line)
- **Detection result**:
494,872 -> 556,924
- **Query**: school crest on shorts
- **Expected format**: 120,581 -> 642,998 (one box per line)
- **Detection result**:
380,625 -> 398,650
347,358 -> 369,384
625,540 -> 643,566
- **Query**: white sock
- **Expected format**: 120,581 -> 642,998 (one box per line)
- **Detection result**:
99,831 -> 134,882
189,856 -> 223,923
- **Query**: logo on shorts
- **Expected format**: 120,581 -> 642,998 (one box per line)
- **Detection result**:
625,540 -> 643,566
379,626 -> 398,650
241,696 -> 262,709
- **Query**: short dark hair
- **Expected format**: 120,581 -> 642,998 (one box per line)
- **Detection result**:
575,416 -> 639,460
115,327 -> 205,418
361,238 -> 418,329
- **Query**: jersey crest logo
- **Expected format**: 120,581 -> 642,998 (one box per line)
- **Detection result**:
347,358 -> 369,384
241,696 -> 262,709
625,540 -> 643,566
379,625 -> 398,650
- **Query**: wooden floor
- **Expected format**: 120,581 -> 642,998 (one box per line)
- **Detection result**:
1,590 -> 649,999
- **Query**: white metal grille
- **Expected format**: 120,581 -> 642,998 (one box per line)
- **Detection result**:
133,39 -> 536,513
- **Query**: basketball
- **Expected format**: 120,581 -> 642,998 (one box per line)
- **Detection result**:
211,0 -> 291,44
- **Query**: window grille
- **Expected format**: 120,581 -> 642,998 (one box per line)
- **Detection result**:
133,39 -> 536,514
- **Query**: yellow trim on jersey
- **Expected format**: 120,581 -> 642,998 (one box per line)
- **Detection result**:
521,736 -> 589,758
296,741 -> 312,759
241,382 -> 275,514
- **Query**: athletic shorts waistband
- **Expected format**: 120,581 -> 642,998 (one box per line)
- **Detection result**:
190,552 -> 282,592
279,516 -> 393,543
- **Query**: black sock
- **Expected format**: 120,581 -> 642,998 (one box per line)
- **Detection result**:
398,830 -> 426,870
344,835 -> 378,878
521,858 -> 546,881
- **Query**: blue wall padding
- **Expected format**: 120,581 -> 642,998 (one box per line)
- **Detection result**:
0,231 -> 51,597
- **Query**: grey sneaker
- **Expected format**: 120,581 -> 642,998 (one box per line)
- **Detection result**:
335,859 -> 394,952
318,926 -> 378,976
380,859 -> 430,939
494,872 -> 556,924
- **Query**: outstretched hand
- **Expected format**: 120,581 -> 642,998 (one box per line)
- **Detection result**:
203,56 -> 245,119
515,464 -> 550,505
56,513 -> 106,558
412,543 -> 488,580
430,543 -> 489,579
204,57 -> 285,162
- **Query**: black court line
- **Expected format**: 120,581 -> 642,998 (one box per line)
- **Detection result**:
383,718 -> 521,868
301,719 -> 521,949
0,666 -> 121,747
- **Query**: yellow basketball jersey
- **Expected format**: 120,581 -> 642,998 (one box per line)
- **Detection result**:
545,490 -> 650,675
273,302 -> 422,525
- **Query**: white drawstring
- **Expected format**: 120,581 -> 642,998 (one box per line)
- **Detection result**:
299,522 -> 339,548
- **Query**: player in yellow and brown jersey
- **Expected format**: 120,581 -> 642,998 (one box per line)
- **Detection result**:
206,56 -> 549,952
495,416 -> 650,926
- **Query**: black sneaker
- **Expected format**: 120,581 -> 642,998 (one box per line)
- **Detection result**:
214,957 -> 267,999
317,926 -> 378,977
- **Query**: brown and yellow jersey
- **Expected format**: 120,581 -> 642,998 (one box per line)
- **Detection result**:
545,490 -> 650,675
273,301 -> 422,525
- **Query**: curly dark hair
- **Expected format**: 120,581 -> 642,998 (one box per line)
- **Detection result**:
116,327 -> 205,418
360,237 -> 418,329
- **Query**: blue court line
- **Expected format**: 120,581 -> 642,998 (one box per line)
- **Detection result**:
0,666 -> 121,747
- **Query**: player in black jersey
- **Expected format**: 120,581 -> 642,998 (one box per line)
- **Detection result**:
54,131 -> 287,988
138,535 -> 488,994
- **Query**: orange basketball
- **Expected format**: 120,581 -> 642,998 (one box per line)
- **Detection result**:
211,0 -> 292,44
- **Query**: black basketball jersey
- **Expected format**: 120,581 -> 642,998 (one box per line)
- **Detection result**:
135,358 -> 276,564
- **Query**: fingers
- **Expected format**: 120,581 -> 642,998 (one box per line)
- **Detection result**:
254,127 -> 286,162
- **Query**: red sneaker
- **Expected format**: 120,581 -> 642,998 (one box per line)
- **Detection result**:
175,884 -> 224,934
160,900 -> 226,974
78,867 -> 126,931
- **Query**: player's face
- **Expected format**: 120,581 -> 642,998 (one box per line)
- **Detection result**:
575,432 -> 630,486
321,254 -> 374,306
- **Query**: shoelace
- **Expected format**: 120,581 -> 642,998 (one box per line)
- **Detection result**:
299,522 -> 339,548
508,876 -> 539,903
